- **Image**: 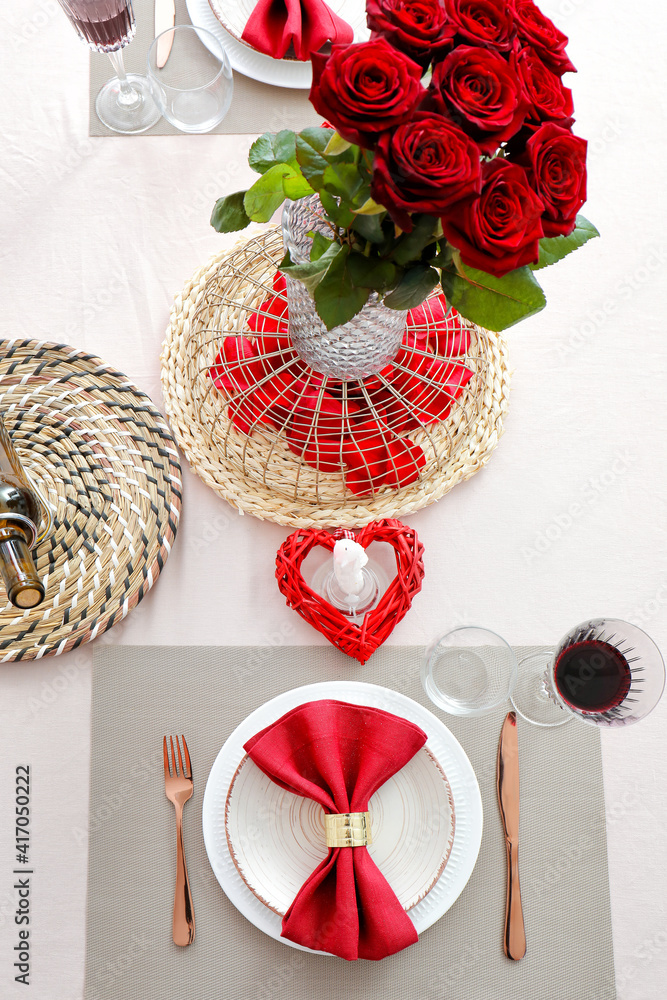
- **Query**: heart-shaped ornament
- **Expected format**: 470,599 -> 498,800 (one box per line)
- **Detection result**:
275,518 -> 425,664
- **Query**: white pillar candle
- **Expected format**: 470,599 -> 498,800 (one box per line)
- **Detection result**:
333,539 -> 368,599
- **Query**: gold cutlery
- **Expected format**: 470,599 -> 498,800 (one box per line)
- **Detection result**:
154,0 -> 176,68
163,735 -> 195,946
496,711 -> 526,960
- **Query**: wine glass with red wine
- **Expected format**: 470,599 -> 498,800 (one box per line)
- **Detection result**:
511,618 -> 665,728
57,0 -> 160,134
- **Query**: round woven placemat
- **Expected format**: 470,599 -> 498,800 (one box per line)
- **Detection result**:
161,228 -> 511,527
0,340 -> 181,661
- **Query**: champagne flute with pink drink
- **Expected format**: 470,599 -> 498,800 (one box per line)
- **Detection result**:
57,0 -> 160,133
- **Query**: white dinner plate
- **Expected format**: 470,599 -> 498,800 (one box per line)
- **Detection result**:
202,680 -> 483,955
185,0 -> 368,89
225,744 -> 456,914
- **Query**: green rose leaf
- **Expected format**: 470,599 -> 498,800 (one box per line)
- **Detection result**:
351,212 -> 386,244
347,254 -> 398,291
319,190 -> 355,229
531,214 -> 600,270
282,172 -> 314,200
295,127 -> 336,189
309,231 -> 333,261
392,215 -> 440,266
314,246 -> 371,329
210,191 -> 250,233
354,197 -> 387,216
296,127 -> 354,192
325,132 -> 353,156
244,164 -> 298,222
442,253 -> 546,330
248,130 -> 298,174
279,242 -> 344,297
384,264 -> 439,309
322,162 -> 364,201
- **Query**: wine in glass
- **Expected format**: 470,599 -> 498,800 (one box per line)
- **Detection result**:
511,618 -> 665,728
57,0 -> 160,134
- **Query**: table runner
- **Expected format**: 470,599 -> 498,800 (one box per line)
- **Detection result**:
84,645 -> 616,1000
88,0 -> 322,135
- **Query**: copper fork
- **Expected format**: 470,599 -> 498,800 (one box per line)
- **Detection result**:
163,735 -> 195,946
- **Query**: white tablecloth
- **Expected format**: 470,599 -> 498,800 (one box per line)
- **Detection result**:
1,2 -> 666,997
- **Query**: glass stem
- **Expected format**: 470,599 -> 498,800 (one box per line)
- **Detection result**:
107,48 -> 141,109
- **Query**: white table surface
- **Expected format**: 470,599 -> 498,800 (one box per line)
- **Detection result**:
1,1 -> 666,997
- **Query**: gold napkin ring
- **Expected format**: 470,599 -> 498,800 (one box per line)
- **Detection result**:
325,812 -> 372,848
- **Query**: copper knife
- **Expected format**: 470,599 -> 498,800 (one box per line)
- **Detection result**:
154,0 -> 176,68
496,711 -> 526,960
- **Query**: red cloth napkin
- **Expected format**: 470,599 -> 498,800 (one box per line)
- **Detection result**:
244,698 -> 428,960
241,0 -> 353,61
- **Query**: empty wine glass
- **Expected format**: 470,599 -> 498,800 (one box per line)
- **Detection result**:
511,618 -> 665,728
57,0 -> 160,134
422,627 -> 518,716
147,26 -> 233,134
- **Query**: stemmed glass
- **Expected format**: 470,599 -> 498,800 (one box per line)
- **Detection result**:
57,0 -> 160,134
511,618 -> 665,728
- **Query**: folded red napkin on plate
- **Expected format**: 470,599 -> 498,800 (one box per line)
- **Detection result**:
244,698 -> 428,960
241,0 -> 353,61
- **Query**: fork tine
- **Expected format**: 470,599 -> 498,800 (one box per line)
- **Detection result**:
176,735 -> 185,777
163,736 -> 170,776
170,736 -> 178,776
181,735 -> 192,779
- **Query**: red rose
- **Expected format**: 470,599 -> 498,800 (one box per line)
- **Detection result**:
523,122 -> 587,236
371,113 -> 482,231
441,157 -> 545,275
427,45 -> 528,153
309,39 -> 425,147
443,0 -> 517,50
512,0 -> 576,75
516,46 -> 574,127
366,0 -> 456,67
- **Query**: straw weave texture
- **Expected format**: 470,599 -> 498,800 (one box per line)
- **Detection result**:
161,229 -> 511,527
0,340 -> 181,660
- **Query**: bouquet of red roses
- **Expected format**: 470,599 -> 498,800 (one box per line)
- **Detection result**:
212,0 -> 598,333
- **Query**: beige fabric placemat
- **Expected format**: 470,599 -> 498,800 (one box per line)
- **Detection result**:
88,0 -> 321,135
84,646 -> 616,1000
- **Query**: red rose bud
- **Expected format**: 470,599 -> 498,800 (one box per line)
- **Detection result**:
443,0 -> 517,50
516,46 -> 574,127
441,157 -> 545,276
371,113 -> 482,232
366,0 -> 456,67
309,39 -> 426,147
512,0 -> 576,75
523,122 -> 587,237
428,45 -> 528,153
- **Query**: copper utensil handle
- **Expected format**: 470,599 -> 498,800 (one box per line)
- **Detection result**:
172,806 -> 195,947
503,842 -> 526,961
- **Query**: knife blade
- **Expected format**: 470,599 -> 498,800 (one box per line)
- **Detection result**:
496,710 -> 527,960
154,0 -> 176,69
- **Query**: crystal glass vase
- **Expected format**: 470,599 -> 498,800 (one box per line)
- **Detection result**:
281,196 -> 407,382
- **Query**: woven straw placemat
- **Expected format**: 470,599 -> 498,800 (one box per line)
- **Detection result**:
161,228 -> 511,527
0,340 -> 181,660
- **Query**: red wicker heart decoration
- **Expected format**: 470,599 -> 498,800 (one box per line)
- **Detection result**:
275,518 -> 425,665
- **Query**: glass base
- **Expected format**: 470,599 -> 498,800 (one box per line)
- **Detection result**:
95,74 -> 160,134
311,562 -> 387,621
511,650 -> 573,727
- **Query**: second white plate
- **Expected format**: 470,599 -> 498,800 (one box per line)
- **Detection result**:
225,745 -> 455,914
186,0 -> 368,89
203,680 -> 483,955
